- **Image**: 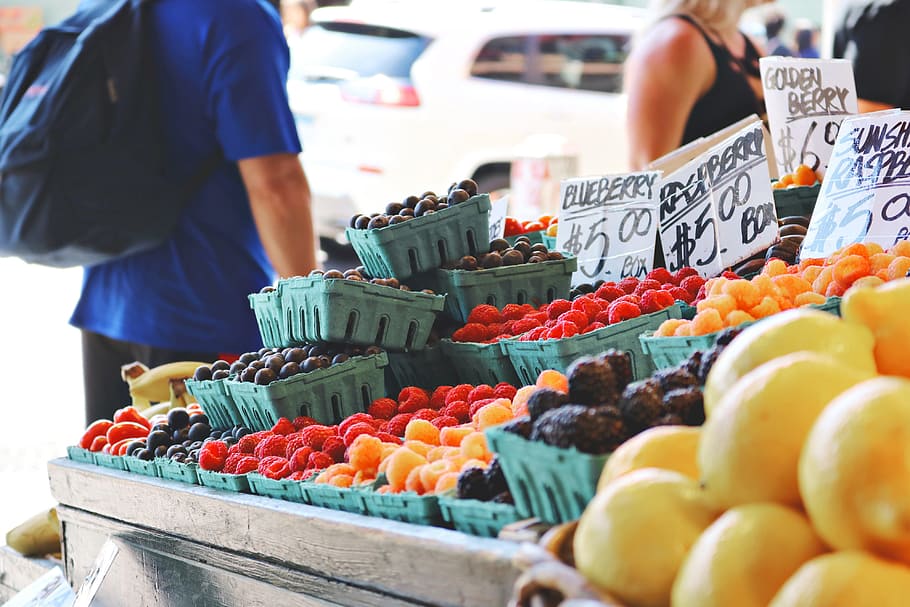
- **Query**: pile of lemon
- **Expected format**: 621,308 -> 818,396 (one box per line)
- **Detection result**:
573,277 -> 910,607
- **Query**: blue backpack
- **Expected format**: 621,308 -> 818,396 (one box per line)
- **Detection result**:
0,0 -> 218,268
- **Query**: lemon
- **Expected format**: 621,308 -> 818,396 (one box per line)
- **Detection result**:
672,503 -> 826,607
574,468 -> 718,607
770,551 -> 910,607
598,425 -> 700,490
699,351 -> 873,509
703,308 -> 876,417
842,277 -> 910,378
800,377 -> 910,563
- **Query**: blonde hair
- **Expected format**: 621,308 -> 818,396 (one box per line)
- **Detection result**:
648,0 -> 767,31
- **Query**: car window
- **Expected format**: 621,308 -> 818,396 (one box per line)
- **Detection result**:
469,36 -> 530,83
291,22 -> 430,81
535,34 -> 629,93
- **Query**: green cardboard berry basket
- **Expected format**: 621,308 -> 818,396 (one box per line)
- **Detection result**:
345,194 -> 492,280
772,182 -> 820,219
438,496 -> 522,538
485,427 -> 609,524
506,230 -> 545,246
185,377 -> 244,430
247,473 -> 308,503
502,305 -> 682,386
66,446 -> 97,465
437,256 -> 577,324
197,469 -> 251,493
123,456 -> 161,478
361,488 -> 443,526
227,352 -> 388,431
386,345 -> 456,394
278,276 -> 445,351
440,339 -> 520,386
248,288 -> 286,349
93,452 -> 129,471
542,235 -> 557,251
302,482 -> 370,514
156,458 -> 200,484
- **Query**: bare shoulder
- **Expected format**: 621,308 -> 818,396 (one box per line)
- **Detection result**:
629,17 -> 714,67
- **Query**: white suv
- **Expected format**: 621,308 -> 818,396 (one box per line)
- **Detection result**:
288,0 -> 646,241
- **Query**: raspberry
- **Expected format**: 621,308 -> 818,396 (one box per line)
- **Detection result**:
546,299 -> 572,320
287,471 -> 307,481
404,419 -> 440,444
198,440 -> 229,471
307,451 -> 334,470
521,327 -> 547,341
668,286 -> 693,304
370,418 -> 386,430
377,422 -> 390,433
343,422 -> 377,447
292,416 -> 318,430
284,434 -> 307,459
493,382 -> 517,400
680,275 -> 706,297
367,398 -> 398,420
222,453 -> 245,474
557,310 -> 590,330
614,294 -> 641,306
429,386 -> 452,410
528,311 -> 549,325
695,284 -> 708,302
641,289 -> 676,314
661,283 -> 676,291
432,415 -> 459,429
269,417 -> 296,436
675,267 -> 700,284
398,386 -> 430,413
452,323 -> 487,343
227,444 -> 241,455
571,296 -> 601,322
258,456 -> 291,480
386,413 -> 414,437
289,446 -> 314,472
501,303 -> 527,321
469,398 -> 497,417
646,267 -> 674,284
607,300 -> 642,324
253,435 -> 288,459
299,425 -> 336,450
485,323 -> 506,339
466,304 -> 502,325
547,321 -> 579,340
322,436 -> 346,463
502,320 -> 516,334
722,270 -> 740,280
443,400 -> 471,423
594,284 -> 624,301
236,434 -> 259,455
633,278 -> 662,297
339,413 -> 374,438
583,321 -> 606,333
510,317 -> 543,336
445,384 -> 474,406
467,384 -> 496,403
618,277 -> 639,294
412,408 -> 439,421
234,456 -> 259,475
595,309 -> 611,325
376,432 -> 402,444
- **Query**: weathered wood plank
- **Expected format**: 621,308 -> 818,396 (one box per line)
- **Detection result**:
0,545 -> 59,599
49,459 -> 519,607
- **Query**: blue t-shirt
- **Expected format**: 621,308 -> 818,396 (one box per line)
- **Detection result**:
70,0 -> 302,354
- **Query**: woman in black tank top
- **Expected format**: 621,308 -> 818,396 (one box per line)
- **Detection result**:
625,1 -> 769,169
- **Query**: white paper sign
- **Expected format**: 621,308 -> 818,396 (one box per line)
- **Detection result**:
1,568 -> 74,607
801,110 -> 910,259
488,195 -> 509,241
761,57 -> 858,177
658,121 -> 779,274
556,171 -> 660,285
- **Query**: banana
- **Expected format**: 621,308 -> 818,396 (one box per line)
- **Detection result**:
140,401 -> 172,420
121,361 -> 207,409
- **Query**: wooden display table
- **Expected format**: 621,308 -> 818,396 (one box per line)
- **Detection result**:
48,459 -> 521,606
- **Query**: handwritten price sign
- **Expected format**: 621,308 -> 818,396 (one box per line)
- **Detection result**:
556,172 -> 659,285
802,111 -> 910,259
488,195 -> 509,241
761,58 -> 858,177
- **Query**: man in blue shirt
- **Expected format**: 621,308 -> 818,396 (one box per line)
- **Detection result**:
70,0 -> 318,423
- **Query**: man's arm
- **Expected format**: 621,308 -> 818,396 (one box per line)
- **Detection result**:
238,153 -> 319,278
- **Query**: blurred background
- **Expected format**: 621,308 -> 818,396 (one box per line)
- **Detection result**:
0,0 -> 847,533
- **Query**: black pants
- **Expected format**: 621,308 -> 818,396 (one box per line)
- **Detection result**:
81,330 -> 219,425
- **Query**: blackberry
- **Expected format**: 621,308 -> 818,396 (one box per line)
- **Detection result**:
698,345 -> 722,384
684,350 -> 703,379
499,415 -> 533,439
456,467 -> 490,501
484,457 -> 508,496
654,367 -> 699,393
567,356 -> 619,407
715,326 -> 744,347
650,413 -> 685,427
599,349 -> 634,390
527,389 -> 569,421
531,404 -> 627,454
618,379 -> 664,433
663,388 -> 704,425
492,491 -> 514,505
